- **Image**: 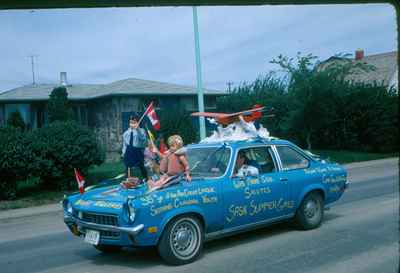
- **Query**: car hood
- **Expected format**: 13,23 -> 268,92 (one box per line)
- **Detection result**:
70,183 -> 148,212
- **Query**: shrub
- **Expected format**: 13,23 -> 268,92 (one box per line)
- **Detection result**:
34,121 -> 105,190
158,108 -> 198,145
48,86 -> 73,123
0,127 -> 32,200
7,111 -> 25,130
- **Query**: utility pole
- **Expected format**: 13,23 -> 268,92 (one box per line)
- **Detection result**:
28,55 -> 38,85
227,81 -> 234,92
192,6 -> 206,140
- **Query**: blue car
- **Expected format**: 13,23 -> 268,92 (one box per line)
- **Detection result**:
63,138 -> 348,265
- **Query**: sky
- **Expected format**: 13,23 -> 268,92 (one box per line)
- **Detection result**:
0,4 -> 397,92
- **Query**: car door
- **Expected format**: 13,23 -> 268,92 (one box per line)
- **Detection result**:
223,145 -> 289,230
274,145 -> 313,211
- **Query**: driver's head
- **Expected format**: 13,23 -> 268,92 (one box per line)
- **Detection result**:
236,150 -> 247,168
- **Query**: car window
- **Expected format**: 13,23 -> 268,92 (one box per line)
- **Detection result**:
187,146 -> 231,178
276,146 -> 309,170
234,146 -> 276,175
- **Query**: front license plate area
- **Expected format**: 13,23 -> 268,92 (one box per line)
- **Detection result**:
84,229 -> 100,245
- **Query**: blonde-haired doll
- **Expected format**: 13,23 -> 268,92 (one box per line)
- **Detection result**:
147,135 -> 191,190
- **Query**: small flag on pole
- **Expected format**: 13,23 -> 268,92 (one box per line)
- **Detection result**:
74,168 -> 85,194
143,102 -> 160,130
147,129 -> 156,144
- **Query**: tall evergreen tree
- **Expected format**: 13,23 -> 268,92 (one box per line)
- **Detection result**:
48,86 -> 73,123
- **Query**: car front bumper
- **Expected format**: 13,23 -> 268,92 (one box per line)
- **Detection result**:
63,213 -> 144,237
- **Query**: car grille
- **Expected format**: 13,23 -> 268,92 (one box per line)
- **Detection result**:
79,212 -> 120,240
82,212 -> 119,226
100,230 -> 120,239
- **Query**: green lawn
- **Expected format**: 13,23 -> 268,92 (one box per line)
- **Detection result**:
0,191 -> 65,210
86,161 -> 126,184
1,151 -> 397,211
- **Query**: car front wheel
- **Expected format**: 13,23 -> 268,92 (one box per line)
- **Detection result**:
295,192 -> 324,230
158,216 -> 204,265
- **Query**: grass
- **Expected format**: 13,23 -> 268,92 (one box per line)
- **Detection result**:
0,191 -> 65,210
311,150 -> 398,164
1,151 -> 397,211
86,161 -> 126,184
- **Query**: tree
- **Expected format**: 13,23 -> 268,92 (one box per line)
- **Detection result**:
48,86 -> 73,123
216,73 -> 289,137
159,108 -> 198,145
7,111 -> 25,130
270,53 -> 375,150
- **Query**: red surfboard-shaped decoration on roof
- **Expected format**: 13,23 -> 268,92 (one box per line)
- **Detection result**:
191,105 -> 271,126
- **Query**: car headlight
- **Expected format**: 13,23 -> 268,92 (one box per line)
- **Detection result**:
128,201 -> 136,222
67,202 -> 73,214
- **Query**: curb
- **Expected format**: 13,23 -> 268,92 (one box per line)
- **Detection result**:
0,203 -> 61,221
0,157 -> 398,220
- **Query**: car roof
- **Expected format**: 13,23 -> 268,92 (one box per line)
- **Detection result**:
187,137 -> 294,149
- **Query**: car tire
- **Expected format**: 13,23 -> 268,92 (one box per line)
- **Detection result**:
158,215 -> 204,265
295,192 -> 324,230
94,244 -> 122,253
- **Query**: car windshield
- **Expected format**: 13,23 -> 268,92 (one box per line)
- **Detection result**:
187,146 -> 231,178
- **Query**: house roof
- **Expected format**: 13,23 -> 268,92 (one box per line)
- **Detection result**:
0,78 -> 226,101
319,51 -> 398,87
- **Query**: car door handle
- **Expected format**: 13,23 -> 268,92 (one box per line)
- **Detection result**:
280,178 -> 288,182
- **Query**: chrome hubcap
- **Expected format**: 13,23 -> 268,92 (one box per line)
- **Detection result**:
170,219 -> 200,259
175,228 -> 191,250
305,199 -> 318,218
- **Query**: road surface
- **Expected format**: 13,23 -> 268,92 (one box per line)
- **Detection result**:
0,159 -> 398,273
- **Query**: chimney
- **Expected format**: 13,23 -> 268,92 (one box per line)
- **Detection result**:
60,72 -> 68,86
355,49 -> 364,61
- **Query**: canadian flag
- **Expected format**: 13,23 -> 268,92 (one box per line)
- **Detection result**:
143,102 -> 160,131
74,168 -> 85,194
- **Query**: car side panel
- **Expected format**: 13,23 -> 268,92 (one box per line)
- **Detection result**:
133,178 -> 223,246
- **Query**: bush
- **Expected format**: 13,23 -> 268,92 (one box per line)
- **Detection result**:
7,111 -> 25,130
48,86 -> 73,123
217,53 -> 398,154
159,108 -> 198,145
33,121 -> 105,190
0,121 -> 105,198
0,127 -> 32,200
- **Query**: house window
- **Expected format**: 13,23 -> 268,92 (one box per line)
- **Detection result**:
4,104 -> 31,127
140,97 -> 160,111
182,96 -> 197,111
72,104 -> 88,125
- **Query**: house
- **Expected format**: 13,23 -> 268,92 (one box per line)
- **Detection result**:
0,73 -> 227,161
317,50 -> 398,90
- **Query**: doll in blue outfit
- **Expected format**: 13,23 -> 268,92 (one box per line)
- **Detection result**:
122,115 -> 148,179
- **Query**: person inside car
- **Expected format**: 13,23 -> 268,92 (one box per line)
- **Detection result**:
234,150 -> 259,177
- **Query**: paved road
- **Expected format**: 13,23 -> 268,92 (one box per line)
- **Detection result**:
1,159 -> 398,273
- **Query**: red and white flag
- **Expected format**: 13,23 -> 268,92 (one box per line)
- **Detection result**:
143,102 -> 160,130
74,168 -> 85,194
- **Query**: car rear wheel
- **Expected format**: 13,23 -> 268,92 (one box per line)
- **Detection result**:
158,216 -> 204,265
94,244 -> 122,253
295,192 -> 324,230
